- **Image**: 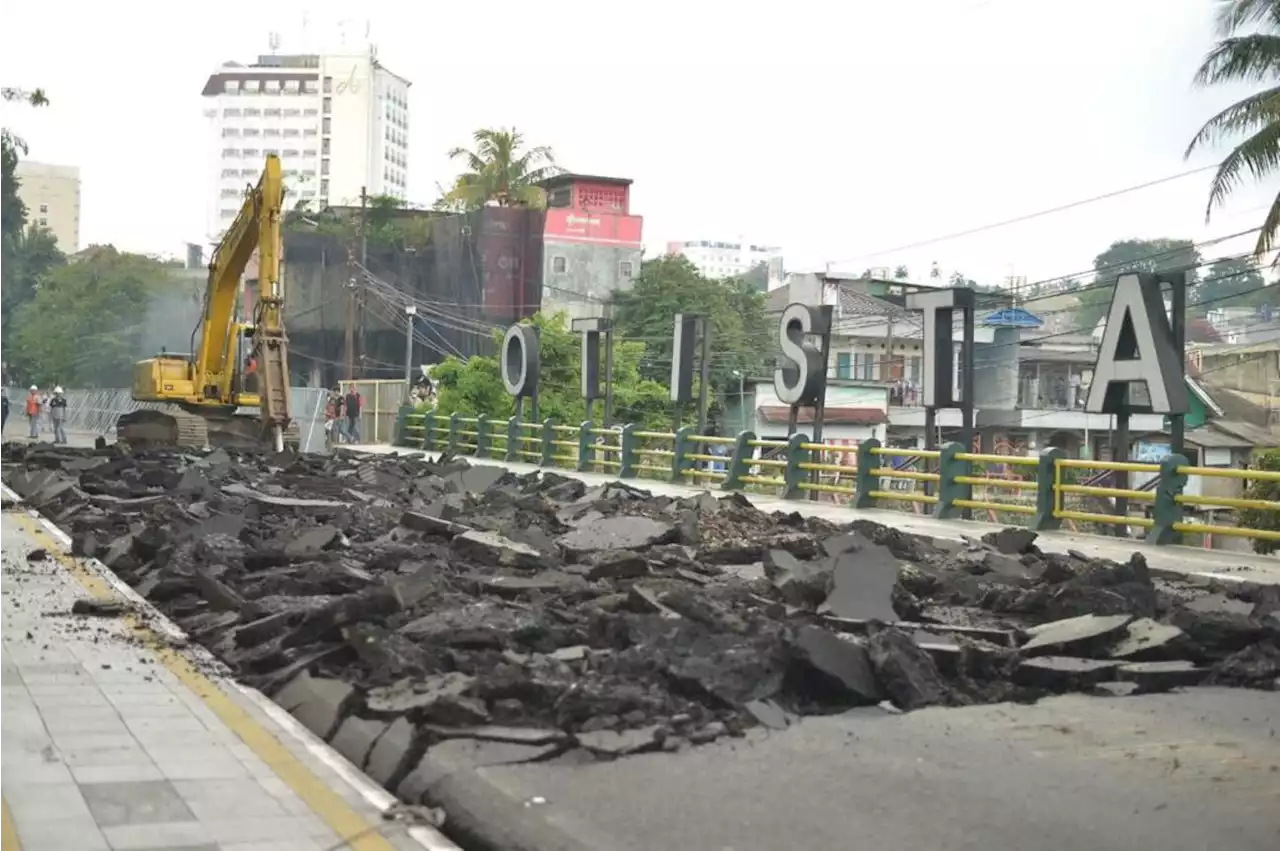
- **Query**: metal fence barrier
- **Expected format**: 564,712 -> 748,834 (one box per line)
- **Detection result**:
3,387 -> 331,454
394,409 -> 1280,552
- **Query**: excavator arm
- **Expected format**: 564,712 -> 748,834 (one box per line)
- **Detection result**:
124,154 -> 293,451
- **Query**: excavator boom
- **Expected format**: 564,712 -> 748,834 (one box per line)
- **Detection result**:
121,154 -> 294,451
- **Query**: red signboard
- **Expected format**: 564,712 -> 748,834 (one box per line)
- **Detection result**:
543,208 -> 643,247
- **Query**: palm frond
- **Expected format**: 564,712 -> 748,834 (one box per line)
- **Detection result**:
1204,117 -> 1280,215
1253,187 -> 1280,259
1193,34 -> 1280,85
1216,0 -> 1280,37
1185,84 -> 1280,155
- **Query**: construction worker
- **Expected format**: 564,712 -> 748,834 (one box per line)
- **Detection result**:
244,353 -> 259,395
25,386 -> 42,439
49,386 -> 68,445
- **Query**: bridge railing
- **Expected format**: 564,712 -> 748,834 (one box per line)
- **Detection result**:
393,409 -> 1280,550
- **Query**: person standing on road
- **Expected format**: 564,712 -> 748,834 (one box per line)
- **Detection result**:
343,384 -> 362,444
25,386 -> 42,439
1,388 -> 9,435
49,386 -> 68,445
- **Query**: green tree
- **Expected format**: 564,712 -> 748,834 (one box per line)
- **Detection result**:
10,247 -> 182,387
1185,0 -> 1280,260
436,128 -> 562,212
429,312 -> 671,428
610,255 -> 772,396
2,226 -> 64,359
1,87 -> 48,161
892,265 -> 909,280
1080,238 -> 1204,330
1239,448 -> 1280,553
1199,254 -> 1267,305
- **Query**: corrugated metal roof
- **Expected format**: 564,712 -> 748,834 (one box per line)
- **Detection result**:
1184,428 -> 1251,448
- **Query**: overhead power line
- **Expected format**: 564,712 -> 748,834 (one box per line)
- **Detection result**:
823,163 -> 1222,267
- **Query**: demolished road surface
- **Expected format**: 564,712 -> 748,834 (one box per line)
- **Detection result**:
4,442 -> 1279,849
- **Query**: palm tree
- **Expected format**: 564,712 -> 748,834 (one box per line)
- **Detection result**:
1186,0 -> 1280,259
437,128 -> 562,212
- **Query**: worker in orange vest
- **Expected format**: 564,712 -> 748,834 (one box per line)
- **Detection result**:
24,385 -> 42,439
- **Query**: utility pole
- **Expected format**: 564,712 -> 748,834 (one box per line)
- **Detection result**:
344,246 -> 356,382
356,186 -> 368,381
403,305 -> 417,402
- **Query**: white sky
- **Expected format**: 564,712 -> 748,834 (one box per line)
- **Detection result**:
2,0 -> 1277,286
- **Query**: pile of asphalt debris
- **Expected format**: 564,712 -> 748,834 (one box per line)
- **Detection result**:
4,443 -> 1279,798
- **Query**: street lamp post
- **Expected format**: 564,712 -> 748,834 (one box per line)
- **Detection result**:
403,305 -> 417,403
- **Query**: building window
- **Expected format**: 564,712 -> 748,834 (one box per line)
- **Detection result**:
322,98 -> 331,115
242,148 -> 260,158
303,128 -> 318,137
240,168 -> 257,177
242,127 -> 260,137
304,80 -> 318,94
323,76 -> 333,93
264,128 -> 281,137
38,203 -> 48,214
224,80 -> 239,94
244,80 -> 260,93
265,79 -> 281,93
221,188 -> 240,198
263,108 -> 281,117
320,179 -> 329,196
322,118 -> 331,134
285,80 -> 300,93
223,108 -> 241,118
552,256 -> 567,274
320,159 -> 329,175
221,169 -> 238,178
321,138 -> 330,155
222,148 -> 239,158
907,356 -> 922,383
283,128 -> 300,137
302,148 -> 317,157
284,108 -> 301,117
283,148 -> 299,158
303,107 -> 318,117
619,261 -> 633,279
836,352 -> 851,379
37,217 -> 47,226
302,169 -> 316,179
243,108 -> 261,117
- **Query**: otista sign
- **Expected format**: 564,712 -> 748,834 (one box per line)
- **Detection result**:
497,272 -> 1188,418
498,305 -> 837,408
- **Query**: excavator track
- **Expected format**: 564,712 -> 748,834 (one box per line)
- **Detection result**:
116,408 -> 300,452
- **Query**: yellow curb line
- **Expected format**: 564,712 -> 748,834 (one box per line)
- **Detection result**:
1,798 -> 20,851
12,513 -> 398,851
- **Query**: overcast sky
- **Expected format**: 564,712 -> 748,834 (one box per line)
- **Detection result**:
2,0 -> 1276,285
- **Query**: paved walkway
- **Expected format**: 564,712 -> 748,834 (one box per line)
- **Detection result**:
348,444 -> 1280,586
0,505 -> 455,851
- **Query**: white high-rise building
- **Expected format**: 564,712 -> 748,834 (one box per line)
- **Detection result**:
200,44 -> 410,240
666,238 -> 784,281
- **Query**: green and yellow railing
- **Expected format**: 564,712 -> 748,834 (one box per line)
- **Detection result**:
392,408 -> 1280,549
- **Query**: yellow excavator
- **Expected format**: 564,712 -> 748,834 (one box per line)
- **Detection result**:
117,154 -> 295,452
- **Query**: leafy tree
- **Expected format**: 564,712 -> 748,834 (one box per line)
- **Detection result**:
1239,448 -> 1280,553
283,194 -> 433,249
610,255 -> 772,398
892,265 -> 909,280
429,312 -> 671,429
1,87 -> 48,160
949,270 -> 978,288
9,247 -> 182,387
1185,0 -> 1280,260
1080,238 -> 1204,330
2,226 -> 64,360
1199,255 -> 1268,305
436,128 -> 562,212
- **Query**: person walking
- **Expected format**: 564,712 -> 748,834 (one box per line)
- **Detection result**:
25,386 -> 42,439
49,386 -> 68,445
343,384 -> 362,444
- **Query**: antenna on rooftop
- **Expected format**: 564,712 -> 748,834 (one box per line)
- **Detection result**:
268,31 -> 280,53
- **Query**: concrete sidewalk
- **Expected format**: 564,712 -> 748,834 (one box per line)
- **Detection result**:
0,506 -> 454,851
347,444 -> 1280,586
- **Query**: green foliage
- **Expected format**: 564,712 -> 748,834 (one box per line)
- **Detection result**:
1,87 -> 48,159
283,195 -> 434,249
1239,448 -> 1280,554
428,312 -> 672,429
9,247 -> 183,387
1078,238 -> 1204,330
610,255 -> 772,399
892,265 -> 909,280
1186,0 -> 1280,259
435,128 -> 561,212
1199,255 -> 1268,306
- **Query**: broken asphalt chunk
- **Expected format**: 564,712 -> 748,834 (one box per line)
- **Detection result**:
1116,660 -> 1208,693
451,529 -> 544,569
1107,618 -> 1184,658
1020,613 -> 1133,656
275,671 -> 356,740
557,515 -> 676,559
788,626 -> 882,705
70,599 -> 132,617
